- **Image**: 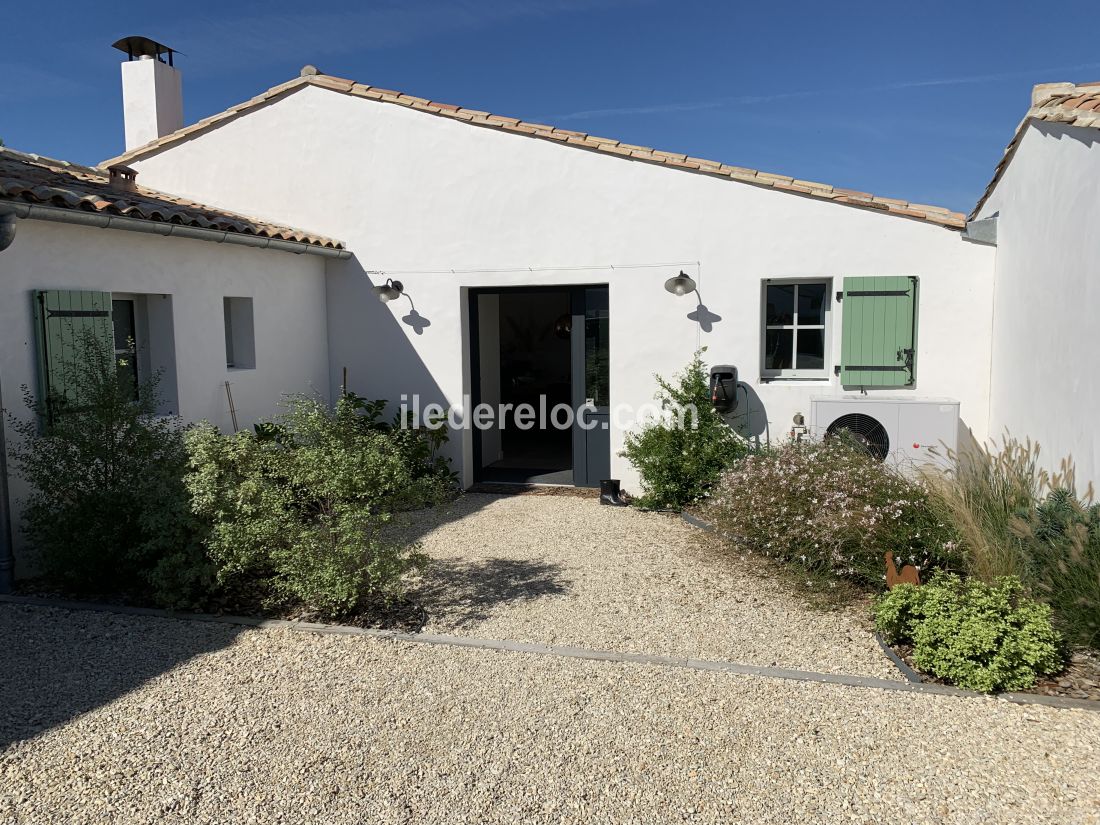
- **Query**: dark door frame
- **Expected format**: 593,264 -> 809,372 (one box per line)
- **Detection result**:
467,285 -> 608,486
570,286 -> 610,488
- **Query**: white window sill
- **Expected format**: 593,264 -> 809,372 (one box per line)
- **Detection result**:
759,376 -> 833,386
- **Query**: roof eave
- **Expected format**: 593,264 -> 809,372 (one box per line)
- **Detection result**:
1,199 -> 351,259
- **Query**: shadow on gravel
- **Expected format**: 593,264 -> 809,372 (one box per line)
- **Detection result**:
0,493 -> 567,748
0,605 -> 242,750
414,557 -> 572,629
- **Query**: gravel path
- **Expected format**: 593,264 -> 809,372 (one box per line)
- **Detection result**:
3,605 -> 1099,824
401,493 -> 899,680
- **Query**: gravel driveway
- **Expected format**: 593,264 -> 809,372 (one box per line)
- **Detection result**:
402,492 -> 898,679
3,605 -> 1099,824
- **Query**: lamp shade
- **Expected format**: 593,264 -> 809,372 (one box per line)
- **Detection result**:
663,271 -> 697,296
372,278 -> 404,303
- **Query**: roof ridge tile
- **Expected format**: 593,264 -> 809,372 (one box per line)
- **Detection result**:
972,81 -> 1100,218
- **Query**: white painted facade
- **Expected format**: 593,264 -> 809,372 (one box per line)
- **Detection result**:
975,120 -> 1100,490
0,219 -> 329,556
124,84 -> 996,490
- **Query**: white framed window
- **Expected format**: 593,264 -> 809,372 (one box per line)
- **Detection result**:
761,279 -> 831,379
110,292 -> 180,415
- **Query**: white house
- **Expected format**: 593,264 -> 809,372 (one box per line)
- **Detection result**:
96,52 -> 1000,489
1,40 -> 1097,584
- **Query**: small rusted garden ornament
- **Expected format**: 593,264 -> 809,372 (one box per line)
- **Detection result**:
885,551 -> 921,588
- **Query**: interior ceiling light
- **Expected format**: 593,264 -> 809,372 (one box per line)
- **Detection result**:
554,313 -> 572,339
663,271 -> 697,296
372,278 -> 404,303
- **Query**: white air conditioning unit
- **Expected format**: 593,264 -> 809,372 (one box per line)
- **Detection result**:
809,396 -> 959,470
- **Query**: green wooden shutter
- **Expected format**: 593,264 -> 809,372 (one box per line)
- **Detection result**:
33,290 -> 114,419
839,276 -> 918,387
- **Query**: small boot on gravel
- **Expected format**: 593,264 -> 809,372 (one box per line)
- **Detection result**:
600,479 -> 628,506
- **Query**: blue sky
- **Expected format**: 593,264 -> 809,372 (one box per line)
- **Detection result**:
4,0 -> 1100,212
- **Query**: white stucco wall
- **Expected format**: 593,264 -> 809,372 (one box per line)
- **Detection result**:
126,83 -> 996,491
976,121 -> 1100,490
0,219 -> 329,560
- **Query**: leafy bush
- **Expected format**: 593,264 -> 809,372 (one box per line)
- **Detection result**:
620,351 -> 748,509
702,435 -> 960,588
186,393 -> 451,618
7,331 -> 210,604
923,438 -> 1100,649
873,573 -> 1063,692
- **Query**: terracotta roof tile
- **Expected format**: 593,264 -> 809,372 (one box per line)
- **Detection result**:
100,72 -> 966,229
972,80 -> 1100,218
793,179 -> 834,192
0,147 -> 344,250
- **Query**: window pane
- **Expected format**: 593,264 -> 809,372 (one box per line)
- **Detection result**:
764,329 -> 793,370
584,289 -> 609,407
797,283 -> 826,325
112,299 -> 135,351
795,329 -> 825,369
766,284 -> 795,325
116,355 -> 139,400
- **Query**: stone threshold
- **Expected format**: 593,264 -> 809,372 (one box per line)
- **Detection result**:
2,594 -> 1096,712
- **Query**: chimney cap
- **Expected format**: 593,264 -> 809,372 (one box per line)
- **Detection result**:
112,35 -> 182,66
107,164 -> 139,192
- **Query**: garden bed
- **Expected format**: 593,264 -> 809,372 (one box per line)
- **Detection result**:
884,639 -> 1100,702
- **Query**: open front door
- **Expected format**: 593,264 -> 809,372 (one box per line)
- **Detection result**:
571,286 -> 610,487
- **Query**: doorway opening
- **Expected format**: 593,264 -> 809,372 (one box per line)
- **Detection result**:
470,286 -> 609,487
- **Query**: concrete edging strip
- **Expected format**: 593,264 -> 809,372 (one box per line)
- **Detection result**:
2,593 -> 1096,712
679,511 -> 715,532
874,632 -> 925,683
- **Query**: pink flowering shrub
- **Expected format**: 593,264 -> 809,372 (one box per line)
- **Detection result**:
701,436 -> 961,588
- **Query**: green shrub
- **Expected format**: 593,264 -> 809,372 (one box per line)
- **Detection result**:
873,573 -> 1063,692
702,435 -> 960,589
185,393 -> 450,618
620,350 -> 748,509
923,438 -> 1100,650
7,331 -> 210,603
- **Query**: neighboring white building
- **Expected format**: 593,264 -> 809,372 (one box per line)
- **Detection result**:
972,82 -> 1100,491
1,41 -> 1096,555
0,146 -> 346,570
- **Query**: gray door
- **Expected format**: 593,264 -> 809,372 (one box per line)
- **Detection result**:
571,287 -> 610,487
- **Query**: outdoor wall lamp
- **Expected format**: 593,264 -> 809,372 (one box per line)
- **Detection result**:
372,278 -> 404,303
0,212 -> 16,252
663,271 -> 697,296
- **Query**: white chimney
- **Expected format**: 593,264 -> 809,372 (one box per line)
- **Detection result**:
112,36 -> 183,151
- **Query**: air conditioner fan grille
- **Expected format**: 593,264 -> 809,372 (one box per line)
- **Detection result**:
824,413 -> 890,462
